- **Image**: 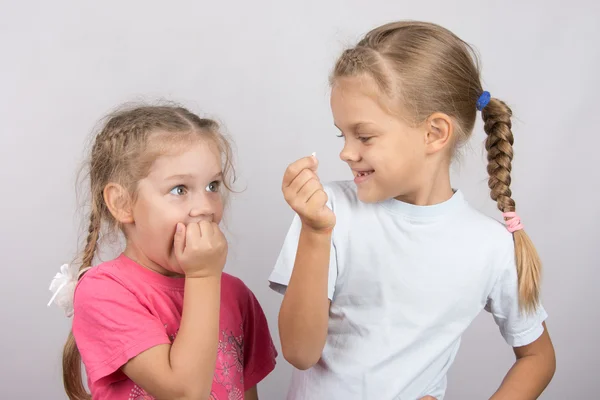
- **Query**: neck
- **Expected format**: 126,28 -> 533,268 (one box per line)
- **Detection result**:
395,159 -> 454,206
123,239 -> 182,278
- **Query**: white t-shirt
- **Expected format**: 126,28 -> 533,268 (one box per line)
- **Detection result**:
268,180 -> 547,400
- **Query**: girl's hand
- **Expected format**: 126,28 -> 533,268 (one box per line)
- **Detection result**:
174,221 -> 227,278
420,397 -> 437,400
282,155 -> 335,233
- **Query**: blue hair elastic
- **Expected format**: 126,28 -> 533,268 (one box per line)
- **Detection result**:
476,91 -> 491,111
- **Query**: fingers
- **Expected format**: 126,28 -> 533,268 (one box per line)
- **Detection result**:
306,188 -> 328,209
185,221 -> 201,249
282,156 -> 318,189
177,221 -> 219,253
288,168 -> 318,196
211,222 -> 224,239
173,222 -> 186,259
297,175 -> 323,204
211,222 -> 228,252
198,220 -> 214,237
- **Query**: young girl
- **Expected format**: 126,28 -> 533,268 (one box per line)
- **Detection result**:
269,21 -> 556,399
48,105 -> 277,400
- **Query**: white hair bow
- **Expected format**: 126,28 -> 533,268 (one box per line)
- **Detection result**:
47,264 -> 90,317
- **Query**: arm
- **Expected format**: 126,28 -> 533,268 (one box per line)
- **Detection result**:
278,226 -> 332,370
244,386 -> 258,400
122,276 -> 221,400
278,155 -> 336,370
490,322 -> 556,400
123,221 -> 226,400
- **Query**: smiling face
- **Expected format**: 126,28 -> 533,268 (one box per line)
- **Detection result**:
331,76 -> 431,203
123,138 -> 224,275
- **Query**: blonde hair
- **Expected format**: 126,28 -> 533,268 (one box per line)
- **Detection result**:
330,20 -> 541,313
63,104 -> 235,400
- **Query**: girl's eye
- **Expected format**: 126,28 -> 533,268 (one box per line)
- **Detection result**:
335,133 -> 344,138
169,185 -> 187,196
206,181 -> 221,193
358,136 -> 372,143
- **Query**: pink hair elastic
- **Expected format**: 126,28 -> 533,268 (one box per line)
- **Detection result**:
502,212 -> 524,233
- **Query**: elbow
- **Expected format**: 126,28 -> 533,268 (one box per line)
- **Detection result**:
538,351 -> 556,393
546,348 -> 557,382
281,343 -> 321,370
278,306 -> 327,371
539,336 -> 556,384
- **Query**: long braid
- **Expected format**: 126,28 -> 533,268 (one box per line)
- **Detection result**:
483,99 -> 515,212
62,188 -> 103,400
482,98 -> 541,313
81,205 -> 101,269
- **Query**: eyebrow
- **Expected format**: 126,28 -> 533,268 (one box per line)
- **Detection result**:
164,172 -> 223,181
334,122 -> 378,132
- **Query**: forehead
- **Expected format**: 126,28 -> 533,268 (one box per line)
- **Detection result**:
147,138 -> 221,178
330,76 -> 400,129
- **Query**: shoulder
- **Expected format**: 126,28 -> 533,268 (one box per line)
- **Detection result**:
221,272 -> 250,294
71,257 -> 168,344
454,197 -> 523,289
458,198 -> 516,258
221,273 -> 269,323
74,257 -> 134,305
221,273 -> 257,307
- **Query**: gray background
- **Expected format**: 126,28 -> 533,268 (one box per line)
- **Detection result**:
1,0 -> 598,398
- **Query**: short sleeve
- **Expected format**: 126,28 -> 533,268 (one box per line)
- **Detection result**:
72,271 -> 171,384
241,287 -> 277,389
268,213 -> 338,300
485,242 -> 548,347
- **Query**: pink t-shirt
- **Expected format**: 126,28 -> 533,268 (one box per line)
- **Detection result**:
72,254 -> 277,400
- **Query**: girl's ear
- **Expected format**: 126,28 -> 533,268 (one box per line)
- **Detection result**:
424,112 -> 453,155
103,183 -> 134,224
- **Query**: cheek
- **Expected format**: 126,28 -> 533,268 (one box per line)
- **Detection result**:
393,133 -> 424,163
132,198 -> 154,225
373,138 -> 423,180
162,207 -> 187,226
213,197 -> 225,223
138,199 -> 186,229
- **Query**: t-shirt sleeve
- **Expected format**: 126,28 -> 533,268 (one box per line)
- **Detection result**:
268,212 -> 338,300
72,271 -> 171,384
484,239 -> 548,347
241,286 -> 277,390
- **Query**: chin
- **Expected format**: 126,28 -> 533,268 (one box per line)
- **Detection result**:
163,255 -> 185,276
356,187 -> 387,203
147,252 -> 183,276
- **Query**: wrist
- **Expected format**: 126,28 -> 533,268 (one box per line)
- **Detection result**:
301,224 -> 333,236
184,272 -> 223,281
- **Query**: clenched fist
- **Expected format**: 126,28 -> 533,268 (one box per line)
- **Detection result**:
282,154 -> 335,233
174,221 -> 227,279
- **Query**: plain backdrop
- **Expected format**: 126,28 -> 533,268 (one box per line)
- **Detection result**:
1,0 -> 598,398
